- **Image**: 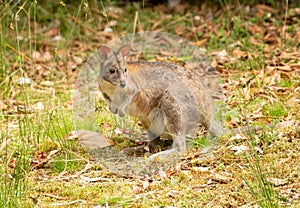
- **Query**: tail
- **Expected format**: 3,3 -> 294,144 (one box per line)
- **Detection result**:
223,120 -> 295,135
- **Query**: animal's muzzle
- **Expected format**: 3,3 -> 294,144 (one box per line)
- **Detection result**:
120,81 -> 126,88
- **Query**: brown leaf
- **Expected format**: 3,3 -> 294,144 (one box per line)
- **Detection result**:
13,77 -> 32,85
65,130 -> 114,150
165,167 -> 179,177
167,190 -> 179,198
191,166 -> 210,173
142,180 -> 150,190
233,49 -> 247,59
248,24 -> 263,35
230,145 -> 249,155
211,172 -> 233,184
31,150 -> 60,169
158,169 -> 168,180
277,65 -> 292,72
228,134 -> 248,142
255,4 -> 276,14
295,31 -> 300,43
267,177 -> 289,186
174,25 -> 185,36
9,158 -> 17,169
0,100 -> 7,111
32,51 -> 41,59
194,39 -> 207,46
45,27 -> 60,38
42,51 -> 52,61
31,102 -> 44,111
250,37 -> 262,46
228,117 -> 238,127
132,184 -> 142,194
264,33 -> 280,45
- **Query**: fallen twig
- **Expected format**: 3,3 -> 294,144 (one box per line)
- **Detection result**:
42,193 -> 67,200
80,175 -> 112,182
46,199 -> 86,207
55,162 -> 93,181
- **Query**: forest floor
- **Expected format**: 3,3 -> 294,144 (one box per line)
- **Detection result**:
0,1 -> 299,207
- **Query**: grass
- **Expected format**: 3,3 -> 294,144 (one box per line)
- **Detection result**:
1,0 -> 299,207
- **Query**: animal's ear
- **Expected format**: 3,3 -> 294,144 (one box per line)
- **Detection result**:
118,44 -> 131,59
98,46 -> 112,62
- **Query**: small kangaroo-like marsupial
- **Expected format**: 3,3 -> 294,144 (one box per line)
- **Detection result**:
97,43 -> 225,161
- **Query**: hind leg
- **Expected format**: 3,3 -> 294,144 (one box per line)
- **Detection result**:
146,98 -> 186,162
120,108 -> 166,156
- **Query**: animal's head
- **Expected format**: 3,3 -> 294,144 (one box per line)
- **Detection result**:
98,44 -> 131,88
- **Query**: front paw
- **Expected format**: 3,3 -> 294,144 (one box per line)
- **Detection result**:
118,109 -> 125,117
110,105 -> 118,114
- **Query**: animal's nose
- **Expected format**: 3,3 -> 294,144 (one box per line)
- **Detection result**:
120,81 -> 126,88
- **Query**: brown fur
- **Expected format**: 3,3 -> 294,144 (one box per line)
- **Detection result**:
98,44 -> 222,158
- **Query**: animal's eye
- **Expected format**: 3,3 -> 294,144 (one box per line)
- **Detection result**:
109,69 -> 115,74
124,68 -> 127,72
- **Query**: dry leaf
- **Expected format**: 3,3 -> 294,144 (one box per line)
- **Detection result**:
9,158 -> 17,169
167,190 -> 179,198
31,102 -> 44,111
211,50 -> 227,59
229,134 -> 248,142
31,150 -> 60,169
43,51 -> 52,61
132,185 -> 142,194
114,128 -> 123,135
211,172 -> 233,184
0,100 -> 7,111
32,51 -> 41,59
13,77 -> 32,85
45,27 -> 59,37
165,167 -> 178,177
248,24 -> 263,35
66,130 -> 114,150
40,81 -> 54,87
230,145 -> 249,155
73,56 -> 83,65
142,180 -> 150,190
191,166 -> 210,173
233,49 -> 247,59
267,177 -> 288,186
158,169 -> 168,179
250,37 -> 261,45
194,39 -> 207,46
254,146 -> 263,154
255,4 -> 276,14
